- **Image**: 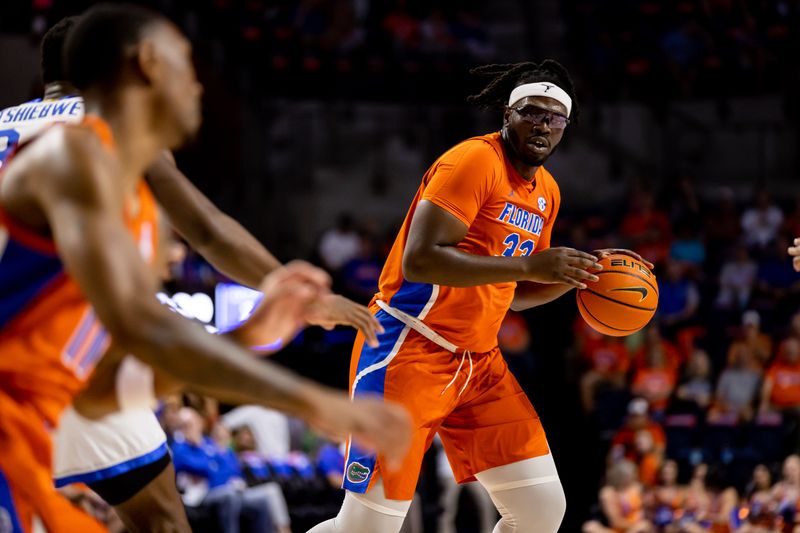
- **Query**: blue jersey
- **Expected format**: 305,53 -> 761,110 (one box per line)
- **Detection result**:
0,96 -> 84,167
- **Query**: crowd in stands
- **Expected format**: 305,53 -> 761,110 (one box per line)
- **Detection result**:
16,0 -> 493,100
565,0 -> 800,102
572,177 -> 800,532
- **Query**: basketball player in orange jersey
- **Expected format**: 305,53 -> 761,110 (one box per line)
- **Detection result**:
3,16 -> 388,533
309,61 -> 651,533
0,4 -> 410,532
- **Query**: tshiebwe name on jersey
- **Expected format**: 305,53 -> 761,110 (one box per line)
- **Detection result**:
497,202 -> 544,236
0,99 -> 83,125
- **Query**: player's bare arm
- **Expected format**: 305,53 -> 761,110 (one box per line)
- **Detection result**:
146,151 -> 384,346
9,128 -> 411,464
403,199 -> 601,288
145,151 -> 281,287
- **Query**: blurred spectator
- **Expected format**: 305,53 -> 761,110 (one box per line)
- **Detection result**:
741,190 -> 784,251
657,260 -> 700,337
693,466 -> 739,533
339,232 -> 382,303
232,426 -> 293,533
580,334 -> 630,413
753,237 -> 800,319
582,460 -> 654,533
435,436 -> 496,533
726,310 -> 773,370
672,349 -> 714,416
498,311 -> 536,395
630,338 -> 677,416
171,408 -> 273,533
761,338 -> 800,413
223,405 -> 291,460
318,213 -> 361,272
715,243 -> 758,311
669,219 -> 706,270
710,343 -> 762,423
739,464 -> 781,532
770,454 -> 800,528
316,441 -> 345,489
609,399 -> 666,486
633,325 -> 682,373
644,460 -> 686,529
620,190 -> 672,265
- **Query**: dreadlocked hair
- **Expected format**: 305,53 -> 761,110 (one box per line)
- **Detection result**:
467,59 -> 580,123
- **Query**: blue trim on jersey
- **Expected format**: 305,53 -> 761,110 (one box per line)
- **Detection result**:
343,310 -> 406,493
0,469 -> 25,532
388,279 -> 432,318
54,442 -> 169,487
0,238 -> 63,331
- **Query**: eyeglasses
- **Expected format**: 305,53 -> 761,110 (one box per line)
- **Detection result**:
509,105 -> 570,129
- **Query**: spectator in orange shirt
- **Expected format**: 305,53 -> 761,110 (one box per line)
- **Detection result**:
631,342 -> 677,416
580,335 -> 631,413
609,399 -> 666,487
761,338 -> 800,412
727,310 -> 773,371
761,338 -> 800,451
633,325 -> 682,372
620,189 -> 672,266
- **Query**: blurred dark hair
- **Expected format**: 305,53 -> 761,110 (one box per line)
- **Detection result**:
41,16 -> 79,85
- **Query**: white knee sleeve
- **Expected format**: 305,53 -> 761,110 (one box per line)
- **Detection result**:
476,454 -> 567,533
306,480 -> 410,533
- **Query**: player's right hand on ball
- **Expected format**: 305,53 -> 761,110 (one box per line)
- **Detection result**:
522,247 -> 602,289
308,390 -> 412,470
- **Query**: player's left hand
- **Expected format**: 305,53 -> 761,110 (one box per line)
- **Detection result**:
789,237 -> 800,272
592,248 -> 655,270
304,294 -> 385,348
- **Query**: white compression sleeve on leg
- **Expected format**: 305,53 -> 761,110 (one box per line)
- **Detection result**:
306,480 -> 411,533
475,454 -> 567,533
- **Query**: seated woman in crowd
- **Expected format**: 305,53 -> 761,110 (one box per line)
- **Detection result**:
583,460 -> 655,533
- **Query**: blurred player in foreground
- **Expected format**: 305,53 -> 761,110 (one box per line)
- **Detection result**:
0,15 -> 392,532
309,60 -> 649,533
791,237 -> 800,271
0,4 -> 410,531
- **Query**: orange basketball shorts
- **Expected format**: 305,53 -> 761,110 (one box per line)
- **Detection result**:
342,308 -> 550,501
0,388 -> 107,533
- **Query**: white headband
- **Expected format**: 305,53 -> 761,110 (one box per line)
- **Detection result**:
508,82 -> 572,117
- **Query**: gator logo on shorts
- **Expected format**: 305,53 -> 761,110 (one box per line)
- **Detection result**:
346,462 -> 371,484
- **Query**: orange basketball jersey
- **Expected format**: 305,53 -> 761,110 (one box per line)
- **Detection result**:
0,115 -> 160,427
375,132 -> 561,352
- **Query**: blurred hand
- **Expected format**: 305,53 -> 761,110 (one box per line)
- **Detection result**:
592,248 -> 655,269
304,294 -> 385,348
789,237 -> 800,272
522,247 -> 601,289
233,261 -> 331,349
308,390 -> 412,471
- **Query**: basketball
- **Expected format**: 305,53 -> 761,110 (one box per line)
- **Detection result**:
576,253 -> 658,336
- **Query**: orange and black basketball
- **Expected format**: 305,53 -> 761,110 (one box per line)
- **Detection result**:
576,253 -> 658,336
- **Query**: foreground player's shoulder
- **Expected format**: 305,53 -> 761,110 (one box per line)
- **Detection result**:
16,124 -> 117,205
